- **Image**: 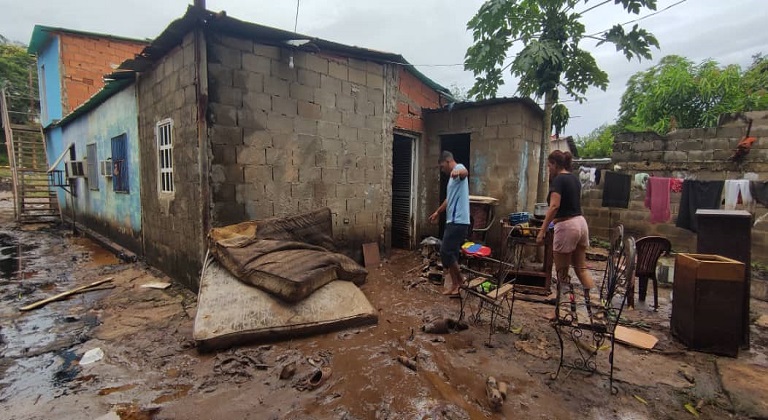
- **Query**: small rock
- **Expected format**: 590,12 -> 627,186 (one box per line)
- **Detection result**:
755,315 -> 768,329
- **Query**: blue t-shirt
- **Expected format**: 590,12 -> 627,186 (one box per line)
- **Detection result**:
446,163 -> 470,224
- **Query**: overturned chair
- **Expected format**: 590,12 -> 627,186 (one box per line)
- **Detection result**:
550,226 -> 636,394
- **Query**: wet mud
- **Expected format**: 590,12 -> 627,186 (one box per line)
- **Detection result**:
0,190 -> 767,419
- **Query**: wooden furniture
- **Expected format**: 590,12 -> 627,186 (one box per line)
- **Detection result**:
695,209 -> 751,348
500,220 -> 553,295
671,253 -> 745,357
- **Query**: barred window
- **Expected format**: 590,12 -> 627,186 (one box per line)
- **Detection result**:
156,119 -> 174,194
111,134 -> 129,193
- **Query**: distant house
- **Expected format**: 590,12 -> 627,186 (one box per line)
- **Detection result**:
31,6 -> 545,289
28,26 -> 148,254
550,135 -> 579,157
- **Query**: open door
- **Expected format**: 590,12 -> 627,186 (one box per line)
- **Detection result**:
391,134 -> 417,249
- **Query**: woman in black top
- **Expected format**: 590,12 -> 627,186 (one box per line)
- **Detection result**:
537,151 -> 594,296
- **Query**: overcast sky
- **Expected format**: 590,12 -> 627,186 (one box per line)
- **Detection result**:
1,0 -> 765,136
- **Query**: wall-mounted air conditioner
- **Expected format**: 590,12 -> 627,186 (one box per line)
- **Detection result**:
65,161 -> 85,178
100,160 -> 113,177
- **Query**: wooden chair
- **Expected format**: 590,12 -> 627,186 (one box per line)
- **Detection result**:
631,236 -> 671,310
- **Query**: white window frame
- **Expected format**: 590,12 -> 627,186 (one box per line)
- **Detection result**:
156,118 -> 175,195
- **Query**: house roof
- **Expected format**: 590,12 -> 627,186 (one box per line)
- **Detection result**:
51,5 -> 453,128
27,25 -> 149,54
423,97 -> 544,117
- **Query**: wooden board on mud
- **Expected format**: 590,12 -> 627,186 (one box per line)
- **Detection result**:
194,261 -> 378,351
614,325 -> 658,349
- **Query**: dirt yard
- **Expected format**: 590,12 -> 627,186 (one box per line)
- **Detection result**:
1,190 -> 767,419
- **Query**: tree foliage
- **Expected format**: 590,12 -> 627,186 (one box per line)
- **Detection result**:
618,54 -> 768,133
575,123 -> 616,158
551,103 -> 569,137
0,36 -> 37,164
464,0 -> 659,200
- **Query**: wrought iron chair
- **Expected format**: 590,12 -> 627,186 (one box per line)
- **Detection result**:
551,234 -> 636,394
630,236 -> 671,310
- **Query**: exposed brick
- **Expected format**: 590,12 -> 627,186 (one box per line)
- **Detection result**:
337,95 -> 355,112
366,72 -> 384,89
365,115 -> 381,130
244,200 -> 275,220
219,35 -> 254,53
272,165 -> 299,182
313,182 -> 336,199
291,182 -> 314,199
210,86 -> 243,107
271,59 -> 298,81
209,63 -> 234,88
213,183 -> 236,202
316,150 -> 338,167
345,167 -> 365,183
322,167 -> 343,183
322,139 -> 344,156
339,126 -> 357,142
212,145 -> 238,164
342,112 -> 365,128
346,198 -> 365,212
321,109 -> 342,124
272,133 -> 298,150
299,167 -> 322,183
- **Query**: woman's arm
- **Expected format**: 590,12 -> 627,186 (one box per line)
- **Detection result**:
537,192 -> 560,244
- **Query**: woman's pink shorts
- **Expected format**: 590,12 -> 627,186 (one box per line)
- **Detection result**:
553,215 -> 590,253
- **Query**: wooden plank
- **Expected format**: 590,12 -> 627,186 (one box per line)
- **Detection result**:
20,278 -> 113,311
362,243 -> 380,268
487,283 -> 514,300
614,325 -> 658,349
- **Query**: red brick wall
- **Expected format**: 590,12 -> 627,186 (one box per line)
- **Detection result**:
58,33 -> 147,114
396,69 -> 443,133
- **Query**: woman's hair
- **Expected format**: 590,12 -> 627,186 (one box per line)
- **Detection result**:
548,150 -> 573,171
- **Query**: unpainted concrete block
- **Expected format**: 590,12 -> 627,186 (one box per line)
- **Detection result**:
266,114 -> 294,134
366,72 -> 384,89
321,167 -> 343,183
337,95 -> 355,113
210,125 -> 244,146
244,200 -> 275,220
212,145 -> 238,165
220,35 -> 254,53
329,60 -> 349,81
209,103 -> 238,126
253,43 -> 281,59
305,54 -> 329,74
233,70 -> 263,91
209,42 -> 242,68
318,121 -> 340,139
209,63 -> 234,88
237,146 -> 267,166
297,69 -> 321,88
290,83 -> 315,102
264,76 -> 290,97
315,90 -> 337,109
242,52 -> 272,74
210,86 -> 243,107
272,164 -> 299,183
272,96 -> 298,117
243,164 -> 272,182
238,109 -> 268,130
349,67 -> 367,85
298,167 -> 322,183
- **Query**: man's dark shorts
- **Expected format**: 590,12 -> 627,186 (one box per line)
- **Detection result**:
440,223 -> 470,268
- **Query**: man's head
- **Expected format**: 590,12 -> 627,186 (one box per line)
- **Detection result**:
438,151 -> 456,174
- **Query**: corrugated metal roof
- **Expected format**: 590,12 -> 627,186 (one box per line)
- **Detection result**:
28,25 -> 149,54
424,97 -> 544,117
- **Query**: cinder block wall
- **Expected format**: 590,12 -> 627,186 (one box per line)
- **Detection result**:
58,33 -> 146,114
421,102 -> 544,249
206,33 -> 398,260
137,32 -> 205,289
578,118 -> 768,263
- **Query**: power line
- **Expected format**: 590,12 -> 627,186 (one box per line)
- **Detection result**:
294,0 -> 300,33
586,0 -> 688,38
578,0 -> 611,16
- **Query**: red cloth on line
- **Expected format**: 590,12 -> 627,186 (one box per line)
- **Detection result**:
670,178 -> 683,193
645,177 -> 672,223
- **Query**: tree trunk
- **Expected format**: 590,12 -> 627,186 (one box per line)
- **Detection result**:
536,90 -> 555,203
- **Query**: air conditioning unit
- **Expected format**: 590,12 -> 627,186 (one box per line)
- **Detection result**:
65,161 -> 85,178
100,160 -> 113,177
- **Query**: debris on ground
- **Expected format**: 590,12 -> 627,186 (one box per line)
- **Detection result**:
421,318 -> 469,334
140,282 -> 171,290
79,348 -> 104,365
397,355 -> 417,371
486,376 -> 503,411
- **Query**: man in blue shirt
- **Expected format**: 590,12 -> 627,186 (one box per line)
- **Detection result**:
429,151 -> 470,296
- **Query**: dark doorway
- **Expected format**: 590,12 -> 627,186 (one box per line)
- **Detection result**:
391,134 -> 416,249
438,133 -> 471,236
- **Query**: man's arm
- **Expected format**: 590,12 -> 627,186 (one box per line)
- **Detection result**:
429,199 -> 447,223
451,165 -> 468,180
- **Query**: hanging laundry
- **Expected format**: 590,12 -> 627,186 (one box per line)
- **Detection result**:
595,169 -> 602,185
750,181 -> 768,207
670,178 -> 683,193
675,180 -> 725,233
601,172 -> 631,208
633,173 -> 650,190
644,177 -> 672,223
724,180 -> 753,210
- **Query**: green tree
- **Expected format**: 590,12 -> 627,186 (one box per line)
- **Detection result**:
464,0 -> 659,201
0,36 -> 37,165
575,123 -> 616,158
551,103 -> 569,138
618,54 -> 768,133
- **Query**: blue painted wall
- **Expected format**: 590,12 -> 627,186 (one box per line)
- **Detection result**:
36,35 -> 63,128
60,85 -> 142,250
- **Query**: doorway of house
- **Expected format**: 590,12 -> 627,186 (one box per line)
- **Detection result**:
438,133 -> 471,237
391,133 -> 418,249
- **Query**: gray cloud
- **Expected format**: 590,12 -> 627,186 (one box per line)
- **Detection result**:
1,0 -> 764,136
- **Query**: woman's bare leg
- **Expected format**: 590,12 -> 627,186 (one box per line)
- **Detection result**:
571,244 -> 594,289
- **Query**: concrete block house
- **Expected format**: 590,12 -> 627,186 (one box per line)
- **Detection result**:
32,6 -> 545,289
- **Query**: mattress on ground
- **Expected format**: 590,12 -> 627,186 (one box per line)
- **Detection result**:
194,261 -> 378,351
209,207 -> 367,303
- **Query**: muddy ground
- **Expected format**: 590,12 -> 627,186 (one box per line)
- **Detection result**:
1,190 -> 767,420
